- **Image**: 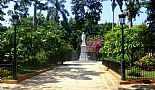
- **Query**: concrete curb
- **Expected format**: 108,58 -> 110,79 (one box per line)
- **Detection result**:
108,69 -> 121,82
120,79 -> 155,84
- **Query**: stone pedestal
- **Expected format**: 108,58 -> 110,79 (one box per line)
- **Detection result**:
79,44 -> 88,61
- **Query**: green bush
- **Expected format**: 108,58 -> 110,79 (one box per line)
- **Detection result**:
35,51 -> 47,62
46,51 -> 58,64
128,70 -> 142,77
139,55 -> 155,66
99,25 -> 146,63
127,66 -> 142,77
0,68 -> 11,78
61,43 -> 74,61
35,51 -> 48,66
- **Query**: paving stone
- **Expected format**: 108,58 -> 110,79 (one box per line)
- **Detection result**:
0,61 -> 121,90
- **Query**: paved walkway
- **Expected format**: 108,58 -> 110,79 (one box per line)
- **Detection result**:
0,61 -> 119,90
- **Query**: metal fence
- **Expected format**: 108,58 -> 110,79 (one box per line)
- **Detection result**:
126,63 -> 155,80
101,58 -> 155,80
0,54 -> 13,80
102,60 -> 121,75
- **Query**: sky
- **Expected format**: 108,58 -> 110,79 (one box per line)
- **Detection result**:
64,0 -> 147,25
1,0 -> 147,26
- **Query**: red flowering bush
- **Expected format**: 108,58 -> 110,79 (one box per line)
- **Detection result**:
95,41 -> 103,52
86,40 -> 103,52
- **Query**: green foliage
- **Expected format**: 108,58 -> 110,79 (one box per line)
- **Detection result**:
99,22 -> 116,37
139,55 -> 155,66
116,0 -> 123,11
99,26 -> 122,61
0,0 -> 10,21
127,66 -> 142,77
100,25 -> 146,62
71,0 -> 103,34
61,43 -> 74,61
47,0 -> 69,24
0,17 -> 74,67
7,0 -> 31,18
67,18 -> 82,51
144,0 -> 155,54
0,68 -> 11,78
35,52 -> 47,62
125,0 -> 141,27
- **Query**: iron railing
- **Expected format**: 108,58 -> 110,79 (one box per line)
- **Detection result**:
0,54 -> 13,80
102,60 -> 121,75
126,63 -> 155,80
101,58 -> 155,80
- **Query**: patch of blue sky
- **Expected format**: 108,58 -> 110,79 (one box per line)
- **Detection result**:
0,0 -> 147,27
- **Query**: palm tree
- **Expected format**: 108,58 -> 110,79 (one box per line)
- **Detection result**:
125,0 -> 141,27
0,0 -> 10,21
111,0 -> 117,28
115,0 -> 141,27
47,0 -> 69,25
116,0 -> 123,11
33,0 -> 37,31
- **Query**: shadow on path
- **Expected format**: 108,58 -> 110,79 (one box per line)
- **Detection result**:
45,62 -> 104,80
19,61 -> 104,87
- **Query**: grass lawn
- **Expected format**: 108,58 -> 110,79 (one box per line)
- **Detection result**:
0,64 -> 55,80
126,68 -> 155,80
18,64 -> 55,75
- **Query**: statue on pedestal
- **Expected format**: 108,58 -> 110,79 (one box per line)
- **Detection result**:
81,32 -> 86,45
79,32 -> 88,61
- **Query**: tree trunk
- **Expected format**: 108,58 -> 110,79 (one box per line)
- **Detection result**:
55,0 -> 59,25
112,10 -> 114,29
129,17 -> 133,28
33,0 -> 37,31
131,46 -> 134,65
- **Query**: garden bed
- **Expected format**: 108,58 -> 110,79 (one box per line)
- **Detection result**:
126,68 -> 155,80
104,65 -> 155,85
0,66 -> 55,84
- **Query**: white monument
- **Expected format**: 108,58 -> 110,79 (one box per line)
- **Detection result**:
79,32 -> 88,61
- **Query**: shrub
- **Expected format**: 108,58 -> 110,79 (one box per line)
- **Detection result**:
35,52 -> 47,61
61,43 -> 74,61
128,66 -> 143,77
139,55 -> 155,66
128,70 -> 142,77
0,68 -> 11,78
46,51 -> 58,64
35,51 -> 47,66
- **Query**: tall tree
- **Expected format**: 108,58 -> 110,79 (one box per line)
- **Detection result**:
7,0 -> 35,31
144,0 -> 155,55
7,0 -> 32,18
0,0 -> 10,21
125,0 -> 141,27
33,0 -> 37,31
68,17 -> 82,51
111,0 -> 117,28
85,0 -> 103,35
72,0 -> 86,28
116,0 -> 123,11
47,0 -> 69,25
115,0 -> 142,27
72,0 -> 103,35
33,0 -> 48,31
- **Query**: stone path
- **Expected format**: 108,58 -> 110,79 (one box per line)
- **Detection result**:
0,61 -> 120,90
